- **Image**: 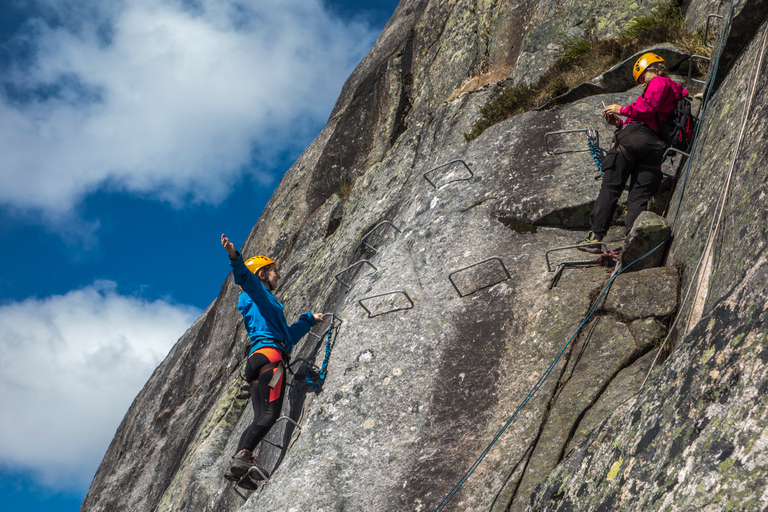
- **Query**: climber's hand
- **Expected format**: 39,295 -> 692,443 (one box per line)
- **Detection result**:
221,234 -> 238,260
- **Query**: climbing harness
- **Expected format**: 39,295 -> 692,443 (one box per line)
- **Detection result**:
304,320 -> 337,389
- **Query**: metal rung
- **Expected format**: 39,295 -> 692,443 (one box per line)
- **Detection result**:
335,260 -> 378,290
361,221 -> 402,253
232,482 -> 253,499
262,438 -> 285,450
358,291 -> 414,318
545,128 -> 600,155
287,357 -> 314,373
423,160 -> 474,189
705,14 -> 724,48
448,257 -> 511,298
275,416 -> 302,429
548,261 -> 603,289
663,147 -> 691,161
688,55 -> 711,84
545,244 -> 608,272
307,313 -> 344,339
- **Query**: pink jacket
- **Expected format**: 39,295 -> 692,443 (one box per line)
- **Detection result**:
618,76 -> 689,132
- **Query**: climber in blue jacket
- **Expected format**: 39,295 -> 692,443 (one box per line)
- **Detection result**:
221,234 -> 326,488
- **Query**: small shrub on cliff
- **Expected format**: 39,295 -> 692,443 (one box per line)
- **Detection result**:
623,1 -> 686,45
560,30 -> 599,61
337,177 -> 353,199
463,83 -> 536,140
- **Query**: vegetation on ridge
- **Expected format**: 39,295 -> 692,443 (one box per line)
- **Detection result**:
463,1 -> 712,141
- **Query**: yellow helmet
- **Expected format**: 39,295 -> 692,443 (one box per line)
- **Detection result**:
633,52 -> 665,83
244,255 -> 275,274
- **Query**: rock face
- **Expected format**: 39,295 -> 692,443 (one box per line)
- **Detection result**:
81,0 -> 768,511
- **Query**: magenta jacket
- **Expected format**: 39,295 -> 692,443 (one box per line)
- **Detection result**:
618,76 -> 689,132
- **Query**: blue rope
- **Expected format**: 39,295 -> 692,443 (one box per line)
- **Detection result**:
433,240 -> 667,512
305,322 -> 335,389
588,137 -> 603,174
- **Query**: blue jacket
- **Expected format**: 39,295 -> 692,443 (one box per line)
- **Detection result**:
230,253 -> 316,356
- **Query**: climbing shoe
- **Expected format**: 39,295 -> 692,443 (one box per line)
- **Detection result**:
576,232 -> 604,254
236,476 -> 259,491
248,465 -> 270,481
229,449 -> 255,477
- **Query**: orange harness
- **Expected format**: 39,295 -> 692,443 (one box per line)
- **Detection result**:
252,347 -> 285,402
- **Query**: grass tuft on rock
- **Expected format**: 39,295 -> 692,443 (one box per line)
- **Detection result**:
464,2 -> 710,142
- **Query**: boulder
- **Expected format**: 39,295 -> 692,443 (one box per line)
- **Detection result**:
622,211 -> 672,271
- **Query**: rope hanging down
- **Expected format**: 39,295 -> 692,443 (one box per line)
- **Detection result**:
587,128 -> 603,175
433,240 -> 667,512
305,321 -> 337,388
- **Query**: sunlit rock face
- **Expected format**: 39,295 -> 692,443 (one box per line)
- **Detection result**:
81,0 -> 768,511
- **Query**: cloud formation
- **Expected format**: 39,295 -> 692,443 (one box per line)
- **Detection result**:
0,281 -> 200,490
0,0 -> 377,213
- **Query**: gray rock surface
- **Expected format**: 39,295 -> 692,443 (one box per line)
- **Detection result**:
554,44 -> 690,106
81,0 -> 768,511
602,266 -> 679,321
622,211 -> 671,271
527,5 -> 768,511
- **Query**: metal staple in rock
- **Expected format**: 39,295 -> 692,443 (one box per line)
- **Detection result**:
433,239 -> 667,512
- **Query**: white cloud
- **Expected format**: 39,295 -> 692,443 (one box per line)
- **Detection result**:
0,0 -> 377,213
0,280 -> 201,490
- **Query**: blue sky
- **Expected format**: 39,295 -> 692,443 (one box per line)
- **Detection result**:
0,0 -> 399,510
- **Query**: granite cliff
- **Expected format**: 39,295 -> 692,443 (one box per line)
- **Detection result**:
81,0 -> 768,511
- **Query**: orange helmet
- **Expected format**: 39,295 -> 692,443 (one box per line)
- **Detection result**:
633,52 -> 665,83
244,255 -> 275,274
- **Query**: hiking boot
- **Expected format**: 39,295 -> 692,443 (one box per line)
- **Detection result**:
576,232 -> 604,254
229,449 -> 255,477
248,465 -> 270,481
236,476 -> 259,491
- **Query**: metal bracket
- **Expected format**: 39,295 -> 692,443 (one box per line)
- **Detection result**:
358,291 -> 414,318
260,415 -> 304,451
705,14 -> 724,48
423,160 -> 474,189
663,147 -> 691,161
545,128 -> 600,155
548,261 -> 603,289
335,260 -> 378,291
232,464 -> 270,497
275,415 -> 302,430
448,257 -> 511,297
307,313 -> 344,339
687,55 -> 711,84
545,244 -> 608,272
361,221 -> 402,253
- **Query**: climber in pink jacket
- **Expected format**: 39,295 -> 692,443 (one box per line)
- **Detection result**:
578,52 -> 689,251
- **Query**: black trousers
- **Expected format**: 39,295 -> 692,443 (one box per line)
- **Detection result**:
236,352 -> 286,453
589,123 -> 667,237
